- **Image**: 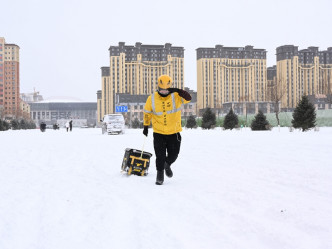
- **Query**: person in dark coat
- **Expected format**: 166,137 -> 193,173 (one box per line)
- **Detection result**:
69,120 -> 73,132
40,122 -> 46,132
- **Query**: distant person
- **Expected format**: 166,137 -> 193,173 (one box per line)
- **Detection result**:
69,120 -> 73,132
65,121 -> 70,132
40,122 -> 46,132
53,123 -> 59,130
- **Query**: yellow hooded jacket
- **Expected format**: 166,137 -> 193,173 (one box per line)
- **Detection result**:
144,92 -> 191,135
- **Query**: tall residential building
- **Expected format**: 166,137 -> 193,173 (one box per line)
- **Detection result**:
196,45 -> 267,111
267,65 -> 277,82
100,42 -> 184,116
0,38 -> 5,116
266,65 -> 277,100
0,37 -> 20,118
276,45 -> 332,108
96,90 -> 102,122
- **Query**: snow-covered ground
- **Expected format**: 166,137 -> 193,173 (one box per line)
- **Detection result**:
1,127 -> 332,249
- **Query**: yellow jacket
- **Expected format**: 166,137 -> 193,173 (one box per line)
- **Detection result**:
144,92 -> 191,135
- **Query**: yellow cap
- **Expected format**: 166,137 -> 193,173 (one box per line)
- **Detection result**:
157,75 -> 172,89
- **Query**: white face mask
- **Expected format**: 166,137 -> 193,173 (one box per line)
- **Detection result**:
158,87 -> 169,96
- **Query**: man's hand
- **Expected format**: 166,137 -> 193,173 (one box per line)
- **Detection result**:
168,88 -> 179,94
168,88 -> 191,101
143,126 -> 149,137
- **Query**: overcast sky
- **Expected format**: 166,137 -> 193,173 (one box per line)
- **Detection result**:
1,0 -> 332,101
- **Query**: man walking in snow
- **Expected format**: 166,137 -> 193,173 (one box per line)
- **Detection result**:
69,120 -> 73,132
143,75 -> 191,185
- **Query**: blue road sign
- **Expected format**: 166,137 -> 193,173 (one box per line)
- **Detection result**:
115,105 -> 128,113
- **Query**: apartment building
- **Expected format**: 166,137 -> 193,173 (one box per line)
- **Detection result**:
19,100 -> 30,120
276,45 -> 332,109
267,65 -> 277,83
97,90 -> 102,122
196,45 -> 267,111
100,42 -> 184,116
0,37 -> 20,119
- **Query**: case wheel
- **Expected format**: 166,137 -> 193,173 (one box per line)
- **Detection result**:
127,166 -> 133,175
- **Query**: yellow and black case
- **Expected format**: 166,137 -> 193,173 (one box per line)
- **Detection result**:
121,148 -> 153,176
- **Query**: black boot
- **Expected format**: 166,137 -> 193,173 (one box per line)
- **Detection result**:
155,170 -> 164,185
164,162 -> 173,178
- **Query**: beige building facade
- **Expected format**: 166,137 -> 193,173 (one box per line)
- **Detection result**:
100,42 -> 184,116
19,99 -> 30,120
196,45 -> 267,111
276,45 -> 332,109
96,90 -> 102,122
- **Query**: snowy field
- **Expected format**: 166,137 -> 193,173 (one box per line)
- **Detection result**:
0,127 -> 332,249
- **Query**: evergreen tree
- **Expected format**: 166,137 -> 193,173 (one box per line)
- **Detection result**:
186,115 -> 197,129
11,119 -> 19,130
20,119 -> 27,130
0,120 -> 3,131
201,108 -> 216,129
28,121 -> 36,129
292,95 -> 316,131
223,108 -> 238,130
131,118 -> 140,129
3,120 -> 10,130
251,110 -> 270,131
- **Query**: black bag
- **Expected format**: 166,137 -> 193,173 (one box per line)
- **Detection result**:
121,148 -> 153,176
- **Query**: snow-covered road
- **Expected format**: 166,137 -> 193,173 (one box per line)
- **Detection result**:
1,127 -> 331,249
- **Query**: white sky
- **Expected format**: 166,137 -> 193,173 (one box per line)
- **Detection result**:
1,0 -> 332,101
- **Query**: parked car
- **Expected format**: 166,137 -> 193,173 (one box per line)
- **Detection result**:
101,114 -> 125,135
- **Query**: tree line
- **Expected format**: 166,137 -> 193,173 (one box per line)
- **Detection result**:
0,119 -> 36,131
115,95 -> 317,132
186,95 -> 316,132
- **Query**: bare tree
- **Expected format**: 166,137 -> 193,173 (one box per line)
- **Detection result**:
266,77 -> 287,126
239,94 -> 250,126
215,98 -> 223,117
322,72 -> 332,106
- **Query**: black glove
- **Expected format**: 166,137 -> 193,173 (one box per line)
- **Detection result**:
168,88 -> 179,94
169,88 -> 191,101
143,126 -> 149,137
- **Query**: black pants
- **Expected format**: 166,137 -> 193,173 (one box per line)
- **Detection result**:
153,132 -> 182,171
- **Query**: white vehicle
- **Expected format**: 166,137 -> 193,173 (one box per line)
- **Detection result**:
101,114 -> 125,135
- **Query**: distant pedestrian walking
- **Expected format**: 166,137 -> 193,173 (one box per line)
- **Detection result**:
65,121 -> 70,132
69,120 -> 73,132
40,122 -> 46,132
